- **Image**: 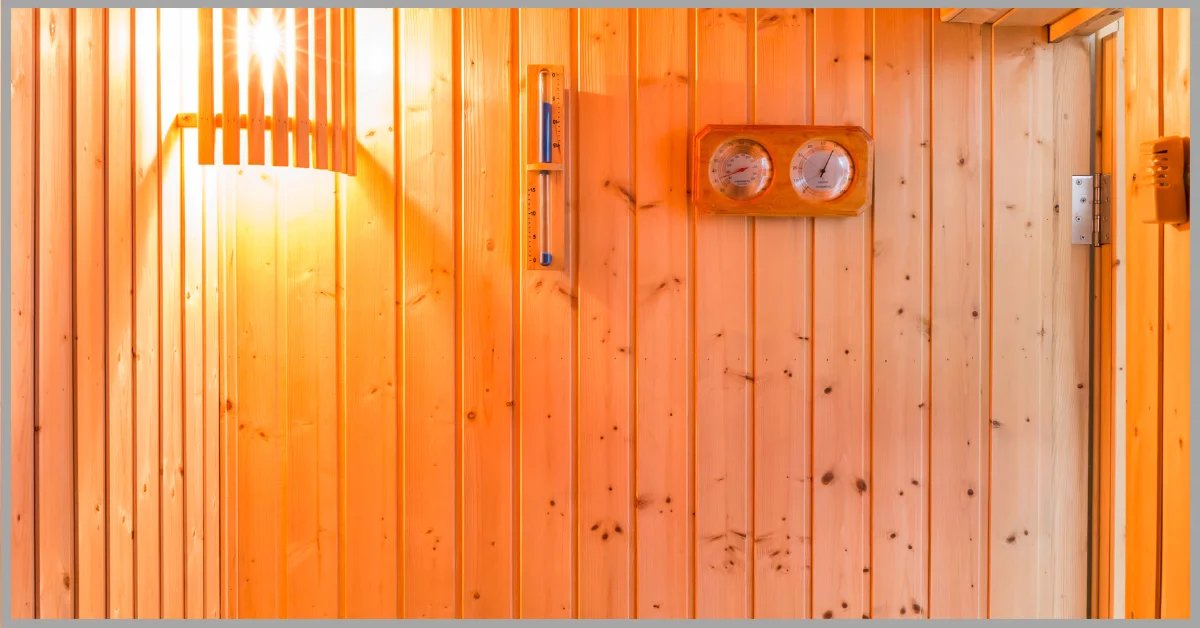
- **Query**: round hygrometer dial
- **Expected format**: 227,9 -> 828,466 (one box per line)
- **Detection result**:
708,138 -> 774,201
790,139 -> 855,201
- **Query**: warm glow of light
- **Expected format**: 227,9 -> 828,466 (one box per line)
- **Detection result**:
236,9 -> 283,91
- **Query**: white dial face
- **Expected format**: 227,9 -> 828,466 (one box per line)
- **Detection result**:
790,139 -> 854,201
708,138 -> 774,201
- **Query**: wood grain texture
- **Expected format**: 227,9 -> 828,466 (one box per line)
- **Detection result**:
106,8 -> 137,617
460,8 -> 517,618
1160,7 -> 1190,619
134,9 -> 163,615
1048,33 -> 1091,619
294,8 -> 310,168
811,7 -> 871,620
632,8 -> 693,618
929,19 -> 990,619
221,8 -> 239,165
400,8 -> 458,618
989,24 -> 1053,618
994,9 -> 1075,27
517,8 -> 576,618
74,7 -> 108,618
204,132 -> 223,620
693,8 -> 752,618
36,7 -> 76,618
330,9 -> 343,173
272,8 -> 288,166
9,7 -> 37,619
341,8 -> 399,618
160,9 -> 187,618
750,7 -> 811,619
870,8 -> 931,620
1122,8 -> 1162,619
576,7 -> 634,619
234,168 -> 281,617
314,8 -> 327,170
198,8 -> 214,164
283,169 -> 339,619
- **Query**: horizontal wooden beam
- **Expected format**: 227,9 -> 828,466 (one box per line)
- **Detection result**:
993,8 -> 1077,27
941,8 -> 1012,24
177,112 -> 319,133
1050,8 -> 1124,42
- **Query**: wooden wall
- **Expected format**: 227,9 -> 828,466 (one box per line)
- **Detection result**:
8,7 -> 1097,619
8,8 -> 221,618
1123,7 -> 1190,620
212,8 -> 1093,619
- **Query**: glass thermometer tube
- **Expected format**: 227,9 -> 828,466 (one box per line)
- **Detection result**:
538,70 -> 552,266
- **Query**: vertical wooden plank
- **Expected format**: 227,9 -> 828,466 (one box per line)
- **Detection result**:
234,168 -> 280,617
36,6 -> 76,618
159,8 -> 186,618
693,8 -> 752,618
989,25 -> 1054,618
1048,34 -> 1092,619
342,7 -> 399,618
272,8 -> 288,166
401,7 -> 458,618
221,8 -> 239,165
460,8 -> 516,618
344,9 -> 356,176
198,8 -> 214,164
633,8 -> 692,618
518,7 -> 575,618
1160,7 -> 1190,619
219,164 -> 241,618
294,8 -> 310,169
204,132 -> 223,620
1122,8 -> 1161,619
247,8 -> 265,165
9,7 -> 37,619
577,7 -> 633,619
330,8 -> 343,172
106,8 -> 136,618
181,7 -> 206,617
751,7 -> 811,619
811,7 -> 871,620
870,8 -> 931,620
314,8 -> 328,170
283,168 -> 339,618
74,7 -> 108,619
1110,22 -> 1129,620
929,19 -> 990,619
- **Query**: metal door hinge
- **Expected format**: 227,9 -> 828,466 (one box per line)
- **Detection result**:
1071,174 -> 1112,246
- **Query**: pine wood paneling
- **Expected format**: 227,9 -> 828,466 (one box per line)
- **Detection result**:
9,7 -> 37,619
1122,9 -> 1161,619
632,8 -> 693,618
751,7 -> 812,620
1160,7 -> 1190,619
811,7 -> 872,620
576,7 -> 634,619
870,8 -> 931,619
36,7 -> 77,618
400,8 -> 459,618
8,9 -> 1103,619
517,8 -> 576,618
929,19 -> 990,619
460,8 -> 517,619
74,8 -> 109,618
693,8 -> 753,618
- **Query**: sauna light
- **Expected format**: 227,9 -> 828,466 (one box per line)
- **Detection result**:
180,7 -> 357,175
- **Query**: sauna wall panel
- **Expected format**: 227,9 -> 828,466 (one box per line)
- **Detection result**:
8,8 -> 1097,619
1123,7 -> 1191,619
7,8 -> 222,618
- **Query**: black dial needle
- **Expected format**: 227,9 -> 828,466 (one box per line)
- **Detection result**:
818,150 -> 835,178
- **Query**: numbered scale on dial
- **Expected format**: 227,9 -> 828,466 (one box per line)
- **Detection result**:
790,139 -> 854,201
708,138 -> 774,201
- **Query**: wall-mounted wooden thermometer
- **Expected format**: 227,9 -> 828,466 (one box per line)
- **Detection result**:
526,64 -> 566,270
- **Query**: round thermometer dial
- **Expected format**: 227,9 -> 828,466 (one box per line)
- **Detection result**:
790,139 -> 855,201
708,138 -> 774,201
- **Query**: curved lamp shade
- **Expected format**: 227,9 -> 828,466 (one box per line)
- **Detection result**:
186,7 -> 356,175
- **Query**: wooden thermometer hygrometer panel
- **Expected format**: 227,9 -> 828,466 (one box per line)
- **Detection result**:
693,125 -> 874,217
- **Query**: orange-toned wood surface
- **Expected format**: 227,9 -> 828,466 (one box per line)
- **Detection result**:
8,8 -> 1098,619
1122,7 -> 1191,620
8,9 -> 223,618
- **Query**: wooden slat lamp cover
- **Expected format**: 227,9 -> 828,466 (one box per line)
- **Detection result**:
194,7 -> 356,175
